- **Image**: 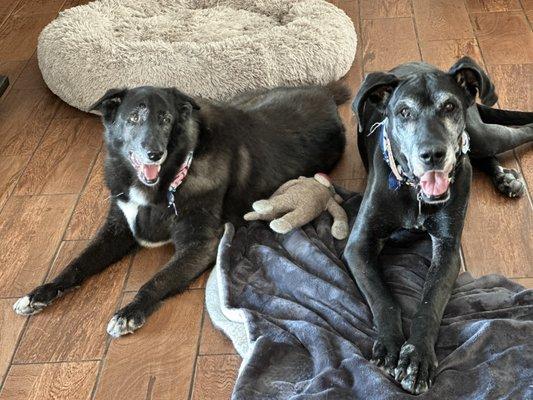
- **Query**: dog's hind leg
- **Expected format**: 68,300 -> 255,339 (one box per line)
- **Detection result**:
13,205 -> 138,315
106,216 -> 220,337
466,106 -> 533,157
471,156 -> 525,198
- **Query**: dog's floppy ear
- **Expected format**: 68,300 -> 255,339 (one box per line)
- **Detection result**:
352,72 -> 399,133
169,88 -> 200,120
448,56 -> 497,106
89,88 -> 127,122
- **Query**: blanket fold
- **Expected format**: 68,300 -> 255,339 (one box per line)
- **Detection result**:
206,193 -> 533,399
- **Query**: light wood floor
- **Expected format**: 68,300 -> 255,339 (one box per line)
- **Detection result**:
0,0 -> 531,399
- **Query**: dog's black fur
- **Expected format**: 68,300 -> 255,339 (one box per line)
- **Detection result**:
14,83 -> 349,337
344,57 -> 533,394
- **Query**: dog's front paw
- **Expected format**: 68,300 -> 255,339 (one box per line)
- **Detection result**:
13,283 -> 62,315
371,332 -> 405,376
494,168 -> 524,198
394,341 -> 437,395
107,305 -> 146,338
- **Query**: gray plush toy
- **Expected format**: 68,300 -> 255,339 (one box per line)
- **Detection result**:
244,173 -> 349,239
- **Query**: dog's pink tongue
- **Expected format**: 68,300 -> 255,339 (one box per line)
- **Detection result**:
142,164 -> 159,181
420,171 -> 449,197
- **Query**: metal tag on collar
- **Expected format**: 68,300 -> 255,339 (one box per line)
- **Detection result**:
461,131 -> 470,154
167,189 -> 178,216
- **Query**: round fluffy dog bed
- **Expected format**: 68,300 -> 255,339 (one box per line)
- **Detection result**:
37,0 -> 357,112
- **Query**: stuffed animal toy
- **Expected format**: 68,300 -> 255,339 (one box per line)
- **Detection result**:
244,173 -> 349,239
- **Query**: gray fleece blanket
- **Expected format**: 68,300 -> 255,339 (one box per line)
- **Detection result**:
206,193 -> 533,399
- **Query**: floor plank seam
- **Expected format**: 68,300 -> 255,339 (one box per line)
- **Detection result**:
11,358 -> 102,366
408,0 -> 425,61
187,301 -> 207,400
89,254 -> 135,400
0,316 -> 30,392
41,141 -> 104,285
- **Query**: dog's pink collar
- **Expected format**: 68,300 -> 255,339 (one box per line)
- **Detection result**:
169,151 -> 194,190
167,151 -> 194,215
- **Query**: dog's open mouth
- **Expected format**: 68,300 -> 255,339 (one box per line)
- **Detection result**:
419,170 -> 450,203
129,152 -> 163,186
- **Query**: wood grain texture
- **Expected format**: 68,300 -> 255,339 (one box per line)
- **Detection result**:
63,148 -> 109,240
126,245 -> 207,291
334,178 -> 367,193
199,310 -> 237,356
0,194 -> 76,297
11,55 -> 47,91
0,0 -> 20,15
12,0 -> 66,16
0,87 -> 61,157
13,240 -> 131,363
0,156 -> 27,211
0,299 -> 26,385
412,0 -> 474,41
14,117 -> 102,195
360,0 -> 411,18
191,355 -> 241,400
0,361 -> 99,400
93,291 -> 204,400
0,13 -> 55,62
362,17 -> 420,72
465,0 -> 521,12
463,162 -> 533,278
329,0 -> 364,180
0,60 -> 26,95
471,11 -> 533,64
513,277 -> 533,288
419,39 -> 484,70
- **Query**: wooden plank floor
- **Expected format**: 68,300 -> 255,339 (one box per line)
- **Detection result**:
0,0 -> 531,398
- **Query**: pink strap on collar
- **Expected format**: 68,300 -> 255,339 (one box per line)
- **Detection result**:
169,151 -> 194,190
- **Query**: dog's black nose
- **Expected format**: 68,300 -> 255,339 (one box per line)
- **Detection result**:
147,151 -> 164,162
419,147 -> 446,165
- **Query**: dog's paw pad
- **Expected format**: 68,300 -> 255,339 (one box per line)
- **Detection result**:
106,313 -> 145,338
495,168 -> 525,198
371,335 -> 403,376
395,342 -> 436,394
13,295 -> 47,315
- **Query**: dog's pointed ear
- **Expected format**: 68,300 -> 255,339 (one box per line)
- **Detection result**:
169,88 -> 200,120
352,72 -> 399,133
89,88 -> 127,122
448,57 -> 497,106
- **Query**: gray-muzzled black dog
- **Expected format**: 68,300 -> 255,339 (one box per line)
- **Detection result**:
13,83 -> 349,337
344,57 -> 532,394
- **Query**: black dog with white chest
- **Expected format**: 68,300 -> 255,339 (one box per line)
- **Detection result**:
14,83 -> 349,337
344,57 -> 532,394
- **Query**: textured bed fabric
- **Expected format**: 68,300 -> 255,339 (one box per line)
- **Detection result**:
208,192 -> 533,399
37,0 -> 357,111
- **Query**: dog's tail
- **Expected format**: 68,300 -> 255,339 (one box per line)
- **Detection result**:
326,81 -> 352,106
477,104 -> 533,126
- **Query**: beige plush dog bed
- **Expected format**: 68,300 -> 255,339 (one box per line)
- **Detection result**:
37,0 -> 357,112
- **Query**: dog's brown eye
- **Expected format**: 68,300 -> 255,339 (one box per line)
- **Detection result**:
444,102 -> 455,112
162,116 -> 171,124
129,113 -> 139,124
400,108 -> 411,119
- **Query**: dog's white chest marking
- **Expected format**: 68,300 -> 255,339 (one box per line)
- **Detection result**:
117,187 -> 170,248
